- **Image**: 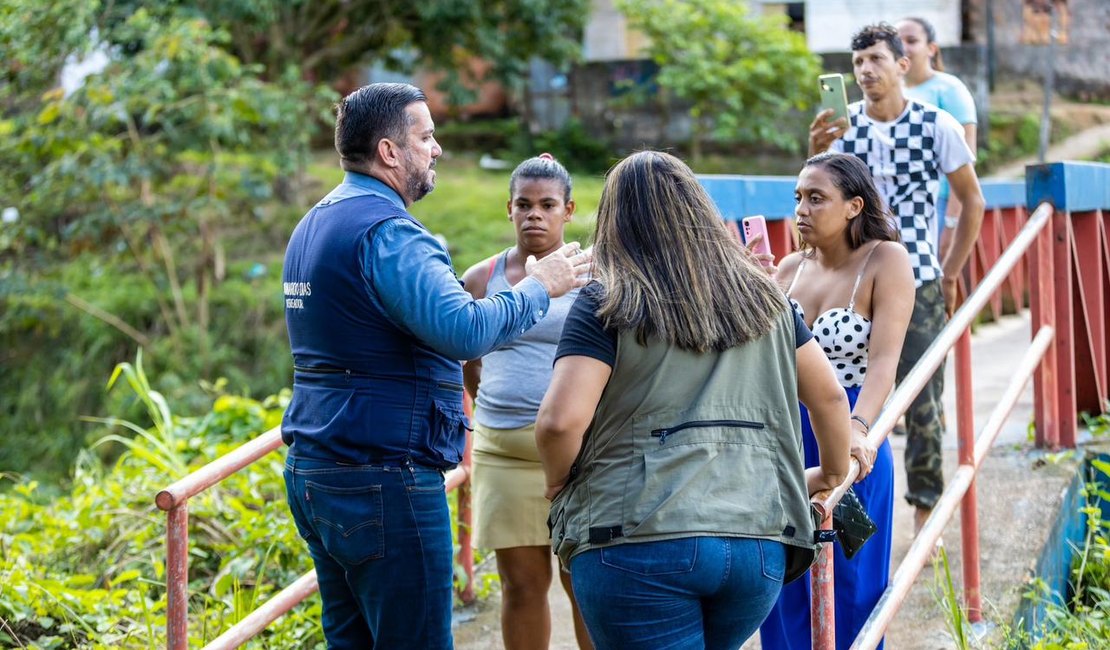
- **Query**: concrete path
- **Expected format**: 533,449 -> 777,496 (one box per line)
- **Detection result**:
454,311 -> 1077,649
992,122 -> 1110,178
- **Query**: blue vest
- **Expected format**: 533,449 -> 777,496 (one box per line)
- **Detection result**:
281,193 -> 468,468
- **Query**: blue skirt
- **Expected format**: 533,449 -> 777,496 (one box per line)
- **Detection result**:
759,385 -> 894,650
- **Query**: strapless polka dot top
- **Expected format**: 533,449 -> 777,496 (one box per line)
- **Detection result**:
789,300 -> 872,388
786,245 -> 879,389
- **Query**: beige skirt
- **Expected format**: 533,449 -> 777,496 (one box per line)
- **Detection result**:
471,420 -> 552,550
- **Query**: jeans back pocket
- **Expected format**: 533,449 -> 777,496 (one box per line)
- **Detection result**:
306,480 -> 385,567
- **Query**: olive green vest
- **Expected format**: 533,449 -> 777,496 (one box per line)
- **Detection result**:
549,307 -> 818,582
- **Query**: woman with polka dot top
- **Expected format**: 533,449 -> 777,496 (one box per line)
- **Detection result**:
760,152 -> 915,650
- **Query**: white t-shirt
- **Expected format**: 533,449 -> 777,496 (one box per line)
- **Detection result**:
831,100 -> 974,285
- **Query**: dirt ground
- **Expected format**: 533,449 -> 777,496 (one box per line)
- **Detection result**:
451,313 -> 1086,649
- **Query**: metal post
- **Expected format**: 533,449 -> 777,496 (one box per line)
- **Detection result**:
1052,211 -> 1077,447
1029,212 -> 1058,448
166,504 -> 189,650
1037,7 -> 1056,163
456,395 -> 477,604
811,511 -> 836,649
954,329 -> 982,622
985,0 -> 995,92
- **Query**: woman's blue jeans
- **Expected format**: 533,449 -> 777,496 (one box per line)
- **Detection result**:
283,455 -> 454,649
569,536 -> 786,650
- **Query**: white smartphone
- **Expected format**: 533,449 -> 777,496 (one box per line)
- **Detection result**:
818,73 -> 849,124
742,215 -> 773,266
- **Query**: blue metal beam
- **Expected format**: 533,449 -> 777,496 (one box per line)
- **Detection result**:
1026,161 -> 1110,212
702,175 -> 1037,222
697,175 -> 797,222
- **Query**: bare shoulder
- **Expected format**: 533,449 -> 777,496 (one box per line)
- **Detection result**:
870,241 -> 913,283
774,252 -> 805,289
776,252 -> 804,275
871,240 -> 911,265
461,255 -> 498,299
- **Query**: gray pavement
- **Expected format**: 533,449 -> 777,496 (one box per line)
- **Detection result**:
455,311 -> 1077,649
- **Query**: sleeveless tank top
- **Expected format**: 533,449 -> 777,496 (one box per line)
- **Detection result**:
475,250 -> 579,429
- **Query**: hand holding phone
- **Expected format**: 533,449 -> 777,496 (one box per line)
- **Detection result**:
742,215 -> 775,270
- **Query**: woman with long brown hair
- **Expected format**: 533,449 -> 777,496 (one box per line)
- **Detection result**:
760,152 -> 915,650
535,150 -> 852,649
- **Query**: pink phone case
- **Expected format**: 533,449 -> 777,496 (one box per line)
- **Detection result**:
742,216 -> 772,263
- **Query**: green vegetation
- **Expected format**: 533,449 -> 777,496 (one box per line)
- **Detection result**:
978,112 -> 1077,174
617,0 -> 820,160
0,355 -> 322,648
1,0 -> 323,479
0,0 -> 592,480
1013,455 -> 1110,647
932,446 -> 1110,648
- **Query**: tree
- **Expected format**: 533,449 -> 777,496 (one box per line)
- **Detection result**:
0,1 -> 326,474
0,0 -> 589,476
617,0 -> 821,160
98,0 -> 589,97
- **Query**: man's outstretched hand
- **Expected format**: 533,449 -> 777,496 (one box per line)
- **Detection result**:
526,242 -> 593,299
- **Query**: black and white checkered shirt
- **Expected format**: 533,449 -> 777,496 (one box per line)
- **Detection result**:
832,100 -> 973,286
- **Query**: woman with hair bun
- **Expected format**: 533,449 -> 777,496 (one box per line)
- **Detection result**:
461,154 -> 592,650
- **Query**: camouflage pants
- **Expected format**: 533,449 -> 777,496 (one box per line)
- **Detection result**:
897,280 -> 947,510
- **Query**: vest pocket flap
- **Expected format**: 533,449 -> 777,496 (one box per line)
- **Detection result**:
429,398 -> 469,466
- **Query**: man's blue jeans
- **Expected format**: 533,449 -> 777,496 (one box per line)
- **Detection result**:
283,455 -> 453,649
569,536 -> 785,650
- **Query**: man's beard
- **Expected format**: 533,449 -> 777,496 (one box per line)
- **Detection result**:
403,152 -> 435,204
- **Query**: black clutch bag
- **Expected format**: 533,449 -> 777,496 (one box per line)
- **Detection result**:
833,487 -> 877,560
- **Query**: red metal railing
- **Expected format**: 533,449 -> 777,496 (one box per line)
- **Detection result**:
155,399 -> 476,650
807,201 -> 1055,649
1029,204 -> 1109,450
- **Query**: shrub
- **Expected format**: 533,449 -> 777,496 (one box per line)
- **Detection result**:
0,355 -> 317,648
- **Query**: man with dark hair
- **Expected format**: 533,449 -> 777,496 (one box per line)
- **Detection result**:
281,82 -> 589,648
809,24 -> 984,533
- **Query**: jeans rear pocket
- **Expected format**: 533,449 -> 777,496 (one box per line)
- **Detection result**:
758,539 -> 786,582
600,538 -> 698,576
306,480 -> 385,566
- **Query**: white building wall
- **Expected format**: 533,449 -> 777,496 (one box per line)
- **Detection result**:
805,0 -> 962,53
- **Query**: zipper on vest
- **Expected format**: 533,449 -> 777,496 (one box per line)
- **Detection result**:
436,380 -> 464,392
651,419 -> 765,445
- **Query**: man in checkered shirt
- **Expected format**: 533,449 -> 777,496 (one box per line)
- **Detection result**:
809,23 -> 985,533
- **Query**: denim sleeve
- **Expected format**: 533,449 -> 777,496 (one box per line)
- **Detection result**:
363,218 -> 551,361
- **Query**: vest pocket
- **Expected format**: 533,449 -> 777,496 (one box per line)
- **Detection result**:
626,418 -> 785,538
306,480 -> 384,566
548,490 -> 580,565
650,419 -> 764,445
429,398 -> 469,466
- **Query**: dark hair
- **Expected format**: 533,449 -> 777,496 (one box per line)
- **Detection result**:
593,151 -> 786,352
902,16 -> 946,72
509,153 -> 573,203
851,23 -> 905,60
334,83 -> 427,169
802,152 -> 900,250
